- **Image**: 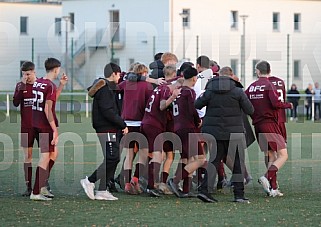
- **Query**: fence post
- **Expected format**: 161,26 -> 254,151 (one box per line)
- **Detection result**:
312,95 -> 315,121
6,93 -> 9,117
86,93 -> 89,118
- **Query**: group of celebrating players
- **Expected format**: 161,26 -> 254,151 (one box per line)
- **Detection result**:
14,52 -> 292,203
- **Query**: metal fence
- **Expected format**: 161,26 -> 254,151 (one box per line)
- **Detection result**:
0,92 -> 91,118
1,92 -> 319,121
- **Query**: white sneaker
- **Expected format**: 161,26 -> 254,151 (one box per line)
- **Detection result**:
270,189 -> 284,197
30,193 -> 52,201
290,117 -> 294,121
258,176 -> 271,195
40,187 -> 54,198
95,190 -> 118,201
80,176 -> 95,200
157,182 -> 173,195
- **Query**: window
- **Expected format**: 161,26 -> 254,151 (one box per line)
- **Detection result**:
273,12 -> 280,31
20,61 -> 26,78
55,18 -> 61,36
20,16 -> 28,34
231,59 -> 238,76
294,13 -> 301,31
293,60 -> 301,78
110,10 -> 120,42
181,9 -> 190,28
69,13 -> 74,32
252,59 -> 260,78
230,11 -> 238,30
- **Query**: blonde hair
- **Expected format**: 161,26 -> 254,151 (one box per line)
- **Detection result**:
133,64 -> 148,75
161,52 -> 178,65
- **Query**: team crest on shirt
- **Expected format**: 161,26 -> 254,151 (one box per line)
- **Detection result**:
249,85 -> 265,92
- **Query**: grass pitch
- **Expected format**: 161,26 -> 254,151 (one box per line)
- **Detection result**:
0,112 -> 321,226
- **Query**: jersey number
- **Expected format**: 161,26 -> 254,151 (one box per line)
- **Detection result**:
277,89 -> 284,102
173,102 -> 179,116
145,95 -> 155,113
32,90 -> 44,111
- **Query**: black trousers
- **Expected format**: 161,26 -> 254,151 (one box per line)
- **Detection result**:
88,132 -> 121,191
200,139 -> 246,199
290,103 -> 298,118
315,103 -> 321,120
306,104 -> 312,120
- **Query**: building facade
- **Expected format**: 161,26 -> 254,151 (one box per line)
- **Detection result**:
1,0 -> 321,90
0,1 -> 62,90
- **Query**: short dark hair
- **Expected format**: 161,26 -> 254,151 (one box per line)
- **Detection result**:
21,61 -> 35,71
256,60 -> 271,75
183,67 -> 198,79
177,62 -> 194,76
154,52 -> 163,61
104,62 -> 121,78
196,55 -> 210,68
45,58 -> 61,72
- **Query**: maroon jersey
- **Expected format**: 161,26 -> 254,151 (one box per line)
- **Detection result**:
245,77 -> 292,125
119,80 -> 153,121
269,76 -> 286,123
13,82 -> 34,129
32,77 -> 58,129
142,84 -> 171,130
173,86 -> 201,132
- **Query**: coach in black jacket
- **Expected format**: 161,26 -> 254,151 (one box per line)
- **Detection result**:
80,63 -> 128,201
195,66 -> 254,203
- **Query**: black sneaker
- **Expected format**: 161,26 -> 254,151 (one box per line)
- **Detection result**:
168,178 -> 180,197
146,188 -> 161,197
233,197 -> 250,203
197,192 -> 218,203
22,188 -> 32,197
107,180 -> 118,193
115,174 -> 124,190
179,191 -> 198,198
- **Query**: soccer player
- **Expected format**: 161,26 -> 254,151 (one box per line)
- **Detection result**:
245,60 -> 292,197
267,75 -> 287,169
30,58 -> 68,201
80,62 -> 128,201
141,65 -> 181,196
13,61 -> 37,196
168,67 -> 206,197
118,64 -> 154,194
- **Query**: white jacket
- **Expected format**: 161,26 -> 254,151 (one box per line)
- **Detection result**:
193,68 -> 213,118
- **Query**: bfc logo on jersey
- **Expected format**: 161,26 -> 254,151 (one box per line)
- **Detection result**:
271,80 -> 283,87
249,85 -> 266,92
33,82 -> 47,90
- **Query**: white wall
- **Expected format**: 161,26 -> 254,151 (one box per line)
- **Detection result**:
0,3 -> 62,91
171,0 -> 321,89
